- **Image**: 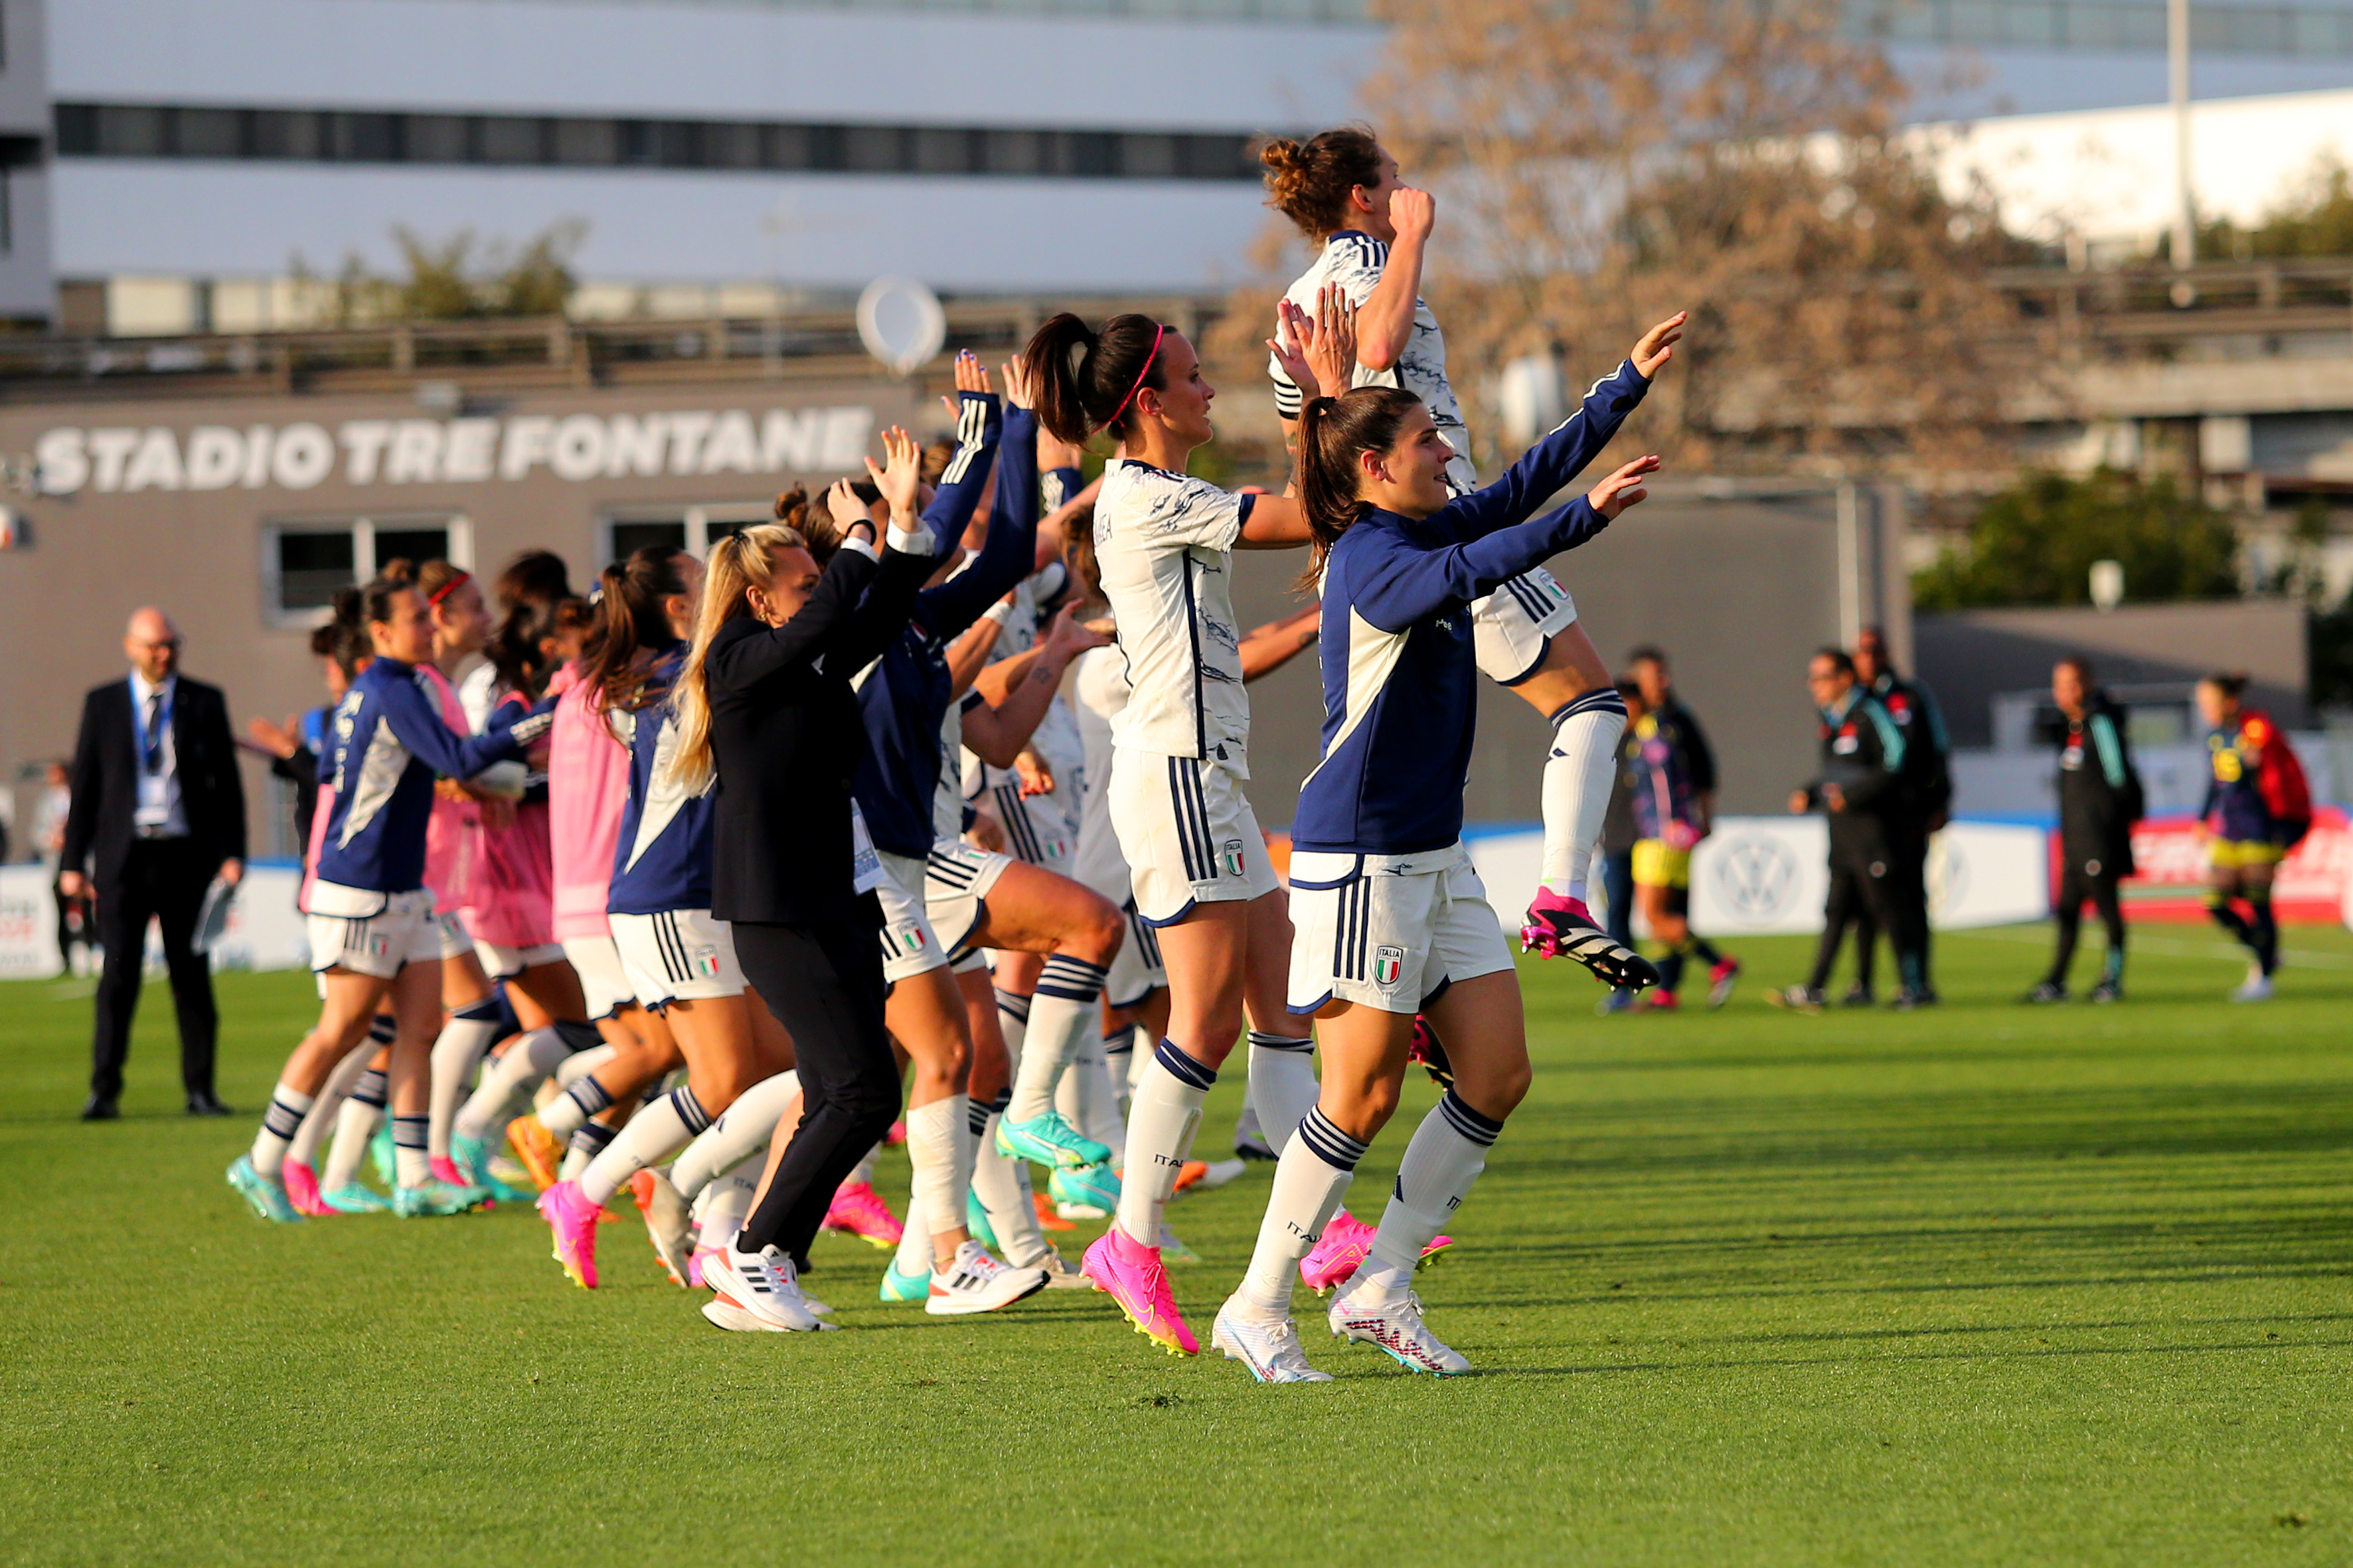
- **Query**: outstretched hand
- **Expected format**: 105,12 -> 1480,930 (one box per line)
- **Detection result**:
1001,356 -> 1036,412
1588,454 -> 1660,520
825,477 -> 872,542
1267,283 -> 1360,400
866,426 -> 922,523
1632,312 -> 1687,378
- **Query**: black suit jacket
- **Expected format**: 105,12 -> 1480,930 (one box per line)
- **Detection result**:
707,539 -> 934,927
62,674 -> 246,886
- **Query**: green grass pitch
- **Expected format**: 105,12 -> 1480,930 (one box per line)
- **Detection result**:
3,925 -> 2350,1565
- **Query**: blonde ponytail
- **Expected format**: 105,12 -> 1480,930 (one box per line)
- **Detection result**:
662,522 -> 807,796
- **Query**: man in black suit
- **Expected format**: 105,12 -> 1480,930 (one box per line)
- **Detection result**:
60,607 -> 246,1120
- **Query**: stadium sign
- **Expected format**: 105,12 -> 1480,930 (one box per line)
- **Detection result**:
29,405 -> 877,496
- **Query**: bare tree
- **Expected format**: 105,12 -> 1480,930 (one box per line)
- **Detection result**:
1301,0 -> 2031,475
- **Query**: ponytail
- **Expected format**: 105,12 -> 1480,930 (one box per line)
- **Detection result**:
664,522 -> 806,797
1294,385 -> 1423,588
580,544 -> 693,716
487,548 -> 574,700
1020,311 -> 1169,447
1259,125 -> 1384,240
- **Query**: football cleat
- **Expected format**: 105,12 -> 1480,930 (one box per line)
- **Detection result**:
1081,1229 -> 1198,1356
1299,1211 -> 1454,1293
318,1182 -> 391,1214
1519,888 -> 1661,988
226,1156 -> 305,1223
1049,1162 -> 1121,1220
505,1116 -> 563,1192
536,1180 -> 602,1287
687,1243 -> 722,1289
283,1159 -> 329,1217
630,1168 -> 694,1287
451,1132 -> 532,1203
1328,1284 -> 1471,1375
392,1178 -> 483,1217
1638,989 -> 1681,1012
2024,980 -> 2068,1004
1032,1189 -> 1076,1231
822,1180 -> 905,1249
1840,984 -> 1878,1008
1171,1159 -> 1210,1194
2232,969 -> 2275,1004
1707,958 -> 1743,1009
2089,979 -> 2123,1004
1212,1298 -> 1333,1383
878,1259 -> 930,1303
1409,1014 -> 1455,1087
996,1112 -> 1111,1171
965,1192 -> 1001,1253
1766,984 -> 1826,1015
1032,1246 -> 1091,1289
926,1240 -> 1050,1316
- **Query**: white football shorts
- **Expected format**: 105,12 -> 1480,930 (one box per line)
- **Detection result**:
1285,842 -> 1512,1015
306,884 -> 440,980
1108,746 -> 1281,925
609,908 -> 746,1009
1473,566 -> 1578,686
560,933 -> 635,1022
874,850 -> 953,984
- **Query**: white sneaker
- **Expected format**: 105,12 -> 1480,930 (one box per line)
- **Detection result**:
2232,967 -> 2274,1003
1212,1296 -> 1333,1383
1328,1284 -> 1471,1375
704,1242 -> 828,1331
1030,1245 -> 1092,1290
1189,1158 -> 1248,1192
925,1239 -> 1050,1316
633,1168 -> 694,1287
702,1296 -> 785,1332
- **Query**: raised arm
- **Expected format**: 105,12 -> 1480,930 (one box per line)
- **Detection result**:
916,396 -> 1042,639
377,673 -> 528,779
918,362 -> 1003,555
962,605 -> 1111,768
1354,189 -> 1433,372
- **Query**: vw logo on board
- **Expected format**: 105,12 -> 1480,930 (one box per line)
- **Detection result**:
1709,834 -> 1802,920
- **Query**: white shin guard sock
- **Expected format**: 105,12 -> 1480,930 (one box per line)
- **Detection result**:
1364,1089 -> 1502,1286
1007,955 -> 1109,1125
1111,1042 -> 1214,1247
970,1107 -> 1050,1267
249,1081 -> 317,1177
1240,1109 -> 1367,1314
669,1071 -> 799,1203
426,1000 -> 506,1161
1539,690 -> 1629,898
451,1027 -> 568,1144
321,1071 -> 388,1191
1244,1031 -> 1318,1157
552,1044 -> 615,1089
904,1095 -> 973,1260
694,1156 -> 764,1251
287,1041 -> 374,1169
540,1071 -> 613,1143
578,1085 -> 709,1207
893,1186 -> 933,1277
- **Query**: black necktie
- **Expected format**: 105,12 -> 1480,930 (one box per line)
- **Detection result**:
143,693 -> 164,775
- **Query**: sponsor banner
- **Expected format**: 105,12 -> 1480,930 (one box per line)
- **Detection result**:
1686,818 -> 2051,935
0,864 -> 309,978
2099,807 -> 2352,923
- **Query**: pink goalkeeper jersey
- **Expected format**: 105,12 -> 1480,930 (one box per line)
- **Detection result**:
546,663 -> 630,941
419,662 -> 483,918
463,686 -> 557,947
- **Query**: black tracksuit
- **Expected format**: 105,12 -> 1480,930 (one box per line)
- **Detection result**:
1800,687 -> 1913,995
2046,696 -> 2137,988
1849,670 -> 1951,997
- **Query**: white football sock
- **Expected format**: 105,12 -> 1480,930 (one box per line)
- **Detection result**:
894,1186 -> 933,1276
321,1067 -> 388,1191
451,1027 -> 564,1144
669,1071 -> 799,1202
1111,1041 -> 1213,1247
426,998 -> 505,1160
553,1044 -> 614,1089
248,1081 -> 317,1178
540,1071 -> 613,1142
1054,1019 -> 1125,1163
559,1118 -> 616,1182
287,1039 -> 374,1169
970,1099 -> 1050,1267
694,1156 -> 763,1252
1361,1089 -> 1502,1293
904,1094 -> 973,1263
1007,955 -> 1109,1125
1240,1109 -> 1366,1314
846,1141 -> 880,1189
1538,688 -> 1629,899
1102,1022 -> 1138,1118
579,1085 -> 708,1207
995,985 -> 1030,1063
1244,1030 -> 1317,1157
391,1114 -> 432,1188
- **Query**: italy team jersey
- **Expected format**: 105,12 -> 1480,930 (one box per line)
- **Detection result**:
315,657 -> 533,895
1292,360 -> 1651,855
1093,457 -> 1254,763
1268,229 -> 1475,492
606,643 -> 714,917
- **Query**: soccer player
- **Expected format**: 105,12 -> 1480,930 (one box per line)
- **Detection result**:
1770,650 -> 1907,1014
1259,127 -> 1657,991
2028,656 -> 2139,1003
1018,296 -> 1354,1355
1621,679 -> 1739,1010
226,576 -> 540,1220
1216,337 -> 1672,1382
2195,671 -> 2312,1002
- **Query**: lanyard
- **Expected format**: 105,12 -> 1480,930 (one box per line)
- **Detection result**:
131,678 -> 173,776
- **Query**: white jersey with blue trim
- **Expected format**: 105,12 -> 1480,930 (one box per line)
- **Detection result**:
315,657 -> 528,895
1269,229 -> 1475,493
606,644 -> 716,917
1092,457 -> 1255,765
1293,361 -> 1651,856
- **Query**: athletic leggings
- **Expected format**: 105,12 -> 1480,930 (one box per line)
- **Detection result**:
2048,858 -> 2125,986
730,904 -> 899,1266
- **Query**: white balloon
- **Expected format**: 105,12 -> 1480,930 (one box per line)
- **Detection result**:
856,276 -> 947,380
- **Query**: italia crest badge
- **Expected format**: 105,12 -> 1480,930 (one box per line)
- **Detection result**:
1372,945 -> 1405,987
690,947 -> 722,979
1218,839 -> 1246,878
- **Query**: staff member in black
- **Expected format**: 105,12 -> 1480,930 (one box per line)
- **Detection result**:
682,431 -> 944,1331
60,607 -> 246,1119
2028,656 -> 2139,1003
1852,625 -> 1951,1006
1771,647 -> 1909,1014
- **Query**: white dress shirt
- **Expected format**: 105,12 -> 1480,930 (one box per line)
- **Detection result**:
128,670 -> 189,838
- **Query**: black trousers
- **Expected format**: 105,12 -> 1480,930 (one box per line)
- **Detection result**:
91,837 -> 219,1101
1843,819 -> 1933,996
731,902 -> 899,1267
2050,850 -> 2125,985
54,875 -> 92,969
1809,826 -> 1904,994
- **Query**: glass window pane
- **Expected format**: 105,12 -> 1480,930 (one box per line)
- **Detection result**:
704,122 -> 761,168
251,111 -> 322,160
610,520 -> 687,560
983,129 -> 1041,175
481,116 -> 544,163
276,530 -> 355,614
553,118 -> 617,164
1121,133 -> 1176,178
845,125 -> 906,171
914,127 -> 973,173
338,113 -> 400,161
374,526 -> 450,571
99,106 -> 167,157
407,115 -> 470,162
177,109 -> 242,158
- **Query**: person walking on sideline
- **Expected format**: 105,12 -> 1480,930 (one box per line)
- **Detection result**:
2027,657 -> 2140,1004
60,607 -> 246,1119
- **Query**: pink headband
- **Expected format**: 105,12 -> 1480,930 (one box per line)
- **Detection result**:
1097,324 -> 1167,433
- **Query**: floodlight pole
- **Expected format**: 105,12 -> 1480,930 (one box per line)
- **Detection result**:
2169,0 -> 2193,270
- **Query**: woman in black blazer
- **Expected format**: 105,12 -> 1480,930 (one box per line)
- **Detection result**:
671,428 -> 943,1331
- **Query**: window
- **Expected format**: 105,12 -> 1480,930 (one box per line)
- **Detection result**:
602,504 -> 773,566
263,514 -> 471,626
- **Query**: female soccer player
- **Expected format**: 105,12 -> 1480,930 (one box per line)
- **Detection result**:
1019,294 -> 1352,1355
2196,672 -> 2310,1002
226,576 -> 540,1220
1214,324 -> 1678,1382
1259,128 -> 1663,990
